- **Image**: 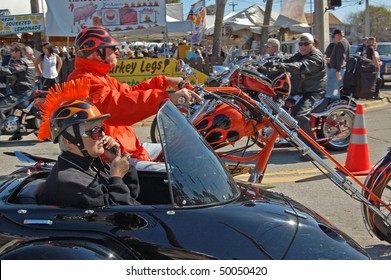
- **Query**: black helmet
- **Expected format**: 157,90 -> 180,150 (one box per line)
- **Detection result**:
75,26 -> 119,58
50,99 -> 109,143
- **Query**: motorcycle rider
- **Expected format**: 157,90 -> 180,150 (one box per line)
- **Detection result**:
0,42 -> 36,140
263,38 -> 283,59
265,33 -> 327,160
37,79 -> 140,208
67,26 -> 200,160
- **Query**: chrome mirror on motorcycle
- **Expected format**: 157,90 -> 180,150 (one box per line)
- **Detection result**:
175,59 -> 186,73
176,59 -> 198,85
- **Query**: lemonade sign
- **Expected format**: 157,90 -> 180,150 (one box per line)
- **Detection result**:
0,13 -> 44,35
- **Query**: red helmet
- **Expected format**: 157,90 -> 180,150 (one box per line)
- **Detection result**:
75,26 -> 119,58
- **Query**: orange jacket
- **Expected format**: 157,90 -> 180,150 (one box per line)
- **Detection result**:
67,57 -> 170,160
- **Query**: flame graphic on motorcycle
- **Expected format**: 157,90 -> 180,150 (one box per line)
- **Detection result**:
194,103 -> 260,149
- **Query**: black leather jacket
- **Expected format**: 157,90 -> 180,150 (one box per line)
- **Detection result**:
0,57 -> 36,96
279,48 -> 326,96
38,152 -> 140,208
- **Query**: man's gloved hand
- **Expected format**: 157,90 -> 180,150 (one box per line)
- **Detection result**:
263,61 -> 274,68
274,62 -> 285,71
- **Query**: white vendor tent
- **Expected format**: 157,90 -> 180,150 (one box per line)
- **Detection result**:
206,4 -> 310,36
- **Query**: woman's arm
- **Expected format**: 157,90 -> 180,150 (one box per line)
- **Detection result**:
56,54 -> 63,75
35,55 -> 43,77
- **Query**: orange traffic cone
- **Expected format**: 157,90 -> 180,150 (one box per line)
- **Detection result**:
339,104 -> 372,175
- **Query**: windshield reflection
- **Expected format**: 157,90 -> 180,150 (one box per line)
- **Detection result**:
157,102 -> 239,207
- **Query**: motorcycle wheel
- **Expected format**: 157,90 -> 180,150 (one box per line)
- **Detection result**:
317,107 -> 355,151
362,152 -> 391,243
150,116 -> 159,143
26,117 -> 41,130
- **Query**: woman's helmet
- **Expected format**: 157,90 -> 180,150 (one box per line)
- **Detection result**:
50,99 -> 109,143
75,26 -> 119,58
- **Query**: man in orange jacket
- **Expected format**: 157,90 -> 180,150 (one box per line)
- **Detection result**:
68,27 -> 199,160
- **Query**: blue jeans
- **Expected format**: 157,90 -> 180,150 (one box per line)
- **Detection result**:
326,68 -> 345,100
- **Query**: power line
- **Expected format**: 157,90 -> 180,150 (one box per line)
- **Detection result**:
228,1 -> 238,12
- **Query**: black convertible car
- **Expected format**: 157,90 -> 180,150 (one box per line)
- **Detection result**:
0,102 -> 369,260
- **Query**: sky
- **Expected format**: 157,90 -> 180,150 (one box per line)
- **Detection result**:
1,0 -> 387,24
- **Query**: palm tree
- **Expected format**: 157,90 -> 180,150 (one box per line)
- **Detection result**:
260,0 -> 273,54
212,0 -> 227,58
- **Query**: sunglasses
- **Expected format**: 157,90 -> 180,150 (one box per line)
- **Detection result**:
265,45 -> 274,48
105,46 -> 117,52
10,48 -> 16,52
82,126 -> 105,140
298,42 -> 311,47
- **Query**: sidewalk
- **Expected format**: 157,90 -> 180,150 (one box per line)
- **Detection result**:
133,88 -> 391,127
354,88 -> 391,110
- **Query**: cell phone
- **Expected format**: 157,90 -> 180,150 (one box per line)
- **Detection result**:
104,144 -> 119,155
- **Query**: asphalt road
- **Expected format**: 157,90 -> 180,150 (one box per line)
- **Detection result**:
1,89 -> 391,259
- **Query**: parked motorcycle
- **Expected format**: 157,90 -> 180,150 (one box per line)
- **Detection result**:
207,57 -> 357,151
0,90 -> 48,140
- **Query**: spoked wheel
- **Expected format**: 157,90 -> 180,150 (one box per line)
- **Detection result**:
362,152 -> 391,243
150,116 -> 159,143
318,107 -> 355,151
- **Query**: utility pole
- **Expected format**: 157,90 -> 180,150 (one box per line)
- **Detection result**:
228,1 -> 238,12
30,0 -> 42,51
364,0 -> 370,37
313,0 -> 329,52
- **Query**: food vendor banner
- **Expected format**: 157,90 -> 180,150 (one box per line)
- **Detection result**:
0,13 -> 44,35
109,57 -> 208,86
45,0 -> 166,36
186,0 -> 206,44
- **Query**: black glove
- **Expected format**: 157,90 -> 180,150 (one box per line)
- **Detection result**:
263,61 -> 274,68
274,62 -> 285,71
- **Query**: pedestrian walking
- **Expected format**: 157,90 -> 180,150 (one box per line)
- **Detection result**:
325,29 -> 350,100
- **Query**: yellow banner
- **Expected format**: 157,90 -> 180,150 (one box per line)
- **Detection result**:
109,58 -> 208,86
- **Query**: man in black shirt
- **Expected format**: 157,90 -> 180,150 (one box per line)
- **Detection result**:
325,29 -> 350,100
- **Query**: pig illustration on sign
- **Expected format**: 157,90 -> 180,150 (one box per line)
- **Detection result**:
70,3 -> 97,33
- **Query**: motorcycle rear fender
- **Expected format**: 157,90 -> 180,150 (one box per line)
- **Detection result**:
311,104 -> 355,118
327,97 -> 357,109
0,239 -> 136,260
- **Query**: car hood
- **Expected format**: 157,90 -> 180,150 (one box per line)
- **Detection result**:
380,55 -> 391,60
134,188 -> 368,260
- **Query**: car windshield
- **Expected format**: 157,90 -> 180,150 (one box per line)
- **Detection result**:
157,102 -> 240,207
377,44 -> 391,56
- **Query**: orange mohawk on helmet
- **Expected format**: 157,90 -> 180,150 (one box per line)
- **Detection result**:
37,78 -> 105,141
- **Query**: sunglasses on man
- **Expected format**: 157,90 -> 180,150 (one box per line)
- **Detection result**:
83,126 -> 105,140
298,42 -> 311,47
